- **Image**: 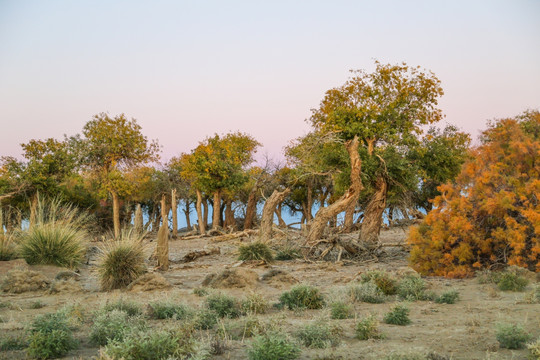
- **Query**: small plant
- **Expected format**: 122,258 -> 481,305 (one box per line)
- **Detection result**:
329,301 -> 352,320
356,315 -> 382,340
247,332 -> 301,360
524,285 -> 540,304
495,323 -> 531,349
148,301 -> 192,320
96,228 -> 147,290
90,309 -> 146,346
193,287 -> 210,297
238,242 -> 274,262
435,289 -> 460,304
383,304 -> 411,325
397,275 -> 433,301
360,270 -> 397,295
0,233 -> 18,261
528,337 -> 540,359
206,293 -> 242,318
275,245 -> 302,261
348,281 -> 386,304
103,299 -> 143,317
29,300 -> 46,309
242,292 -> 269,314
194,309 -> 219,330
295,321 -> 343,348
0,334 -> 27,351
496,272 -> 529,292
279,284 -> 325,310
26,311 -> 78,359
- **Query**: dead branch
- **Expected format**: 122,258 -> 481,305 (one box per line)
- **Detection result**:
182,247 -> 220,263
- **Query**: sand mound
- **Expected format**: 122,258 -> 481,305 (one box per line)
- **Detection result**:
127,273 -> 172,292
0,259 -> 29,273
506,265 -> 539,282
260,269 -> 298,288
49,278 -> 83,294
202,268 -> 259,288
1,268 -> 50,293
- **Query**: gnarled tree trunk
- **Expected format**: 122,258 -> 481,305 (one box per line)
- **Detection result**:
259,188 -> 291,242
196,189 -> 206,235
202,197 -> 208,228
212,190 -> 221,230
275,203 -> 286,227
360,176 -> 388,245
134,203 -> 143,233
184,200 -> 191,229
157,194 -> 169,270
343,200 -> 356,233
307,136 -> 363,243
243,188 -> 258,230
111,190 -> 121,238
224,197 -> 235,229
171,189 -> 178,239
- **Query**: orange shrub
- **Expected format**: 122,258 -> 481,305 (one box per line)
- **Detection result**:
409,111 -> 540,278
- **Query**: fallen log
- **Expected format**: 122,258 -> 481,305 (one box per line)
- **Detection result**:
211,229 -> 258,242
182,247 -> 220,263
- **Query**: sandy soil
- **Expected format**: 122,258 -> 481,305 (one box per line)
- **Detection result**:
1,227 -> 538,360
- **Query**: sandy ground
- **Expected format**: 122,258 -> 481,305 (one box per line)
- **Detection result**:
1,227 -> 539,360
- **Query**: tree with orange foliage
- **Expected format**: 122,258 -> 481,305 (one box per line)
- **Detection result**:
408,110 -> 540,277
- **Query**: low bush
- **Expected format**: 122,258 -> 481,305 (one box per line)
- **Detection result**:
194,309 -> 219,330
103,299 -> 143,317
242,292 -> 269,315
0,233 -> 18,261
26,311 -> 78,359
356,315 -> 382,340
0,334 -> 27,351
193,287 -> 210,297
275,245 -> 302,261
496,272 -> 529,292
360,270 -> 397,295
96,229 -> 147,291
348,282 -> 386,304
435,289 -> 459,304
279,285 -> 325,310
495,323 -> 531,349
90,309 -> 146,346
206,293 -> 242,318
383,304 -> 411,326
247,332 -> 301,360
30,301 -> 46,309
238,242 -> 274,262
528,337 -> 540,359
525,285 -> 540,304
397,276 -> 433,301
147,301 -> 192,320
329,301 -> 352,320
295,321 -> 342,348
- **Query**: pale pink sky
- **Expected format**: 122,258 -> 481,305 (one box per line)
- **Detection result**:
1,0 -> 539,163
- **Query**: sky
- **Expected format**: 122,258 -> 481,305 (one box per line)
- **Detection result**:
0,0 -> 539,164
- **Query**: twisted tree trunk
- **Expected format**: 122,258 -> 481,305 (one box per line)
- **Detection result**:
360,176 -> 388,245
157,194 -> 169,270
224,197 -> 235,228
184,200 -> 191,229
259,188 -> 291,242
243,188 -> 258,230
202,197 -> 209,228
307,136 -> 363,243
343,200 -> 356,233
134,203 -> 143,233
212,190 -> 221,230
275,203 -> 286,227
196,189 -> 206,235
171,189 -> 178,239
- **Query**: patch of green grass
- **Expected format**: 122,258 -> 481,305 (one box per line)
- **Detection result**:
242,292 -> 269,315
247,332 -> 301,360
496,272 -> 529,292
383,304 -> 411,326
496,323 -> 531,349
90,309 -> 146,346
356,315 -> 383,340
397,276 -> 433,301
275,245 -> 302,261
238,242 -> 274,262
295,321 -> 342,349
29,300 -> 46,309
193,287 -> 210,297
435,289 -> 459,304
0,334 -> 27,351
194,309 -> 219,330
103,299 -> 143,317
279,285 -> 325,310
329,301 -> 352,320
348,281 -> 386,304
360,270 -> 397,295
206,293 -> 242,318
26,311 -> 78,359
147,301 -> 193,320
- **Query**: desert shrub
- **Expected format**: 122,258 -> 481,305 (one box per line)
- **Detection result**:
218,316 -> 266,340
194,309 -> 219,330
409,112 -> 540,277
383,304 -> 411,325
496,272 -> 529,291
360,270 -> 397,295
495,323 -> 532,349
329,301 -> 352,320
356,315 -> 382,340
238,242 -> 274,262
206,293 -> 242,318
29,301 -> 46,309
275,245 -> 302,261
147,301 -> 192,320
0,233 -> 18,261
26,311 -> 78,359
103,299 -> 143,317
193,287 -> 210,297
348,281 -> 386,304
528,337 -> 540,359
247,332 -> 301,360
397,276 -> 433,301
90,309 -> 146,346
279,284 -> 325,310
525,285 -> 540,304
96,229 -> 147,290
242,292 -> 269,314
100,326 -> 197,360
435,289 -> 459,304
0,334 -> 27,350
294,321 -> 342,349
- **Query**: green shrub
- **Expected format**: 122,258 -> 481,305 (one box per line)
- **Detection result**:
383,304 -> 411,325
101,327 -> 197,360
495,323 -> 531,349
193,287 -> 210,297
275,245 -> 302,261
397,276 -> 433,301
30,301 -> 46,309
238,242 -> 274,262
348,282 -> 386,304
0,334 -> 27,350
206,293 -> 242,318
218,316 -> 267,340
242,292 -> 269,315
279,285 -> 325,310
90,309 -> 146,346
96,229 -> 147,290
528,337 -> 540,359
26,311 -> 78,359
329,301 -> 352,320
496,272 -> 529,292
103,299 -> 143,317
148,301 -> 192,320
356,315 -> 382,340
435,289 -> 460,304
360,270 -> 397,295
247,332 -> 301,360
0,233 -> 18,261
525,285 -> 540,304
295,321 -> 342,348
194,309 -> 219,330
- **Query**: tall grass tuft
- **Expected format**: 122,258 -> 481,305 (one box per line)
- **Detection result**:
96,228 -> 147,291
238,242 -> 274,262
0,232 -> 18,261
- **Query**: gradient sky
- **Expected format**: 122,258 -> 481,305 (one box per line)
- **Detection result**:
1,0 -> 539,163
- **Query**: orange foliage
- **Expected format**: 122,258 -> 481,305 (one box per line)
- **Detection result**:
408,111 -> 540,277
